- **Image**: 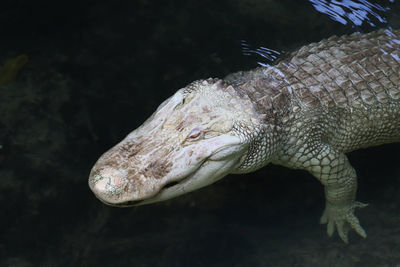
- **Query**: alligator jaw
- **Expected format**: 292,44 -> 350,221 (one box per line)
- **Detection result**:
91,160 -> 201,207
89,132 -> 244,206
106,167 -> 200,207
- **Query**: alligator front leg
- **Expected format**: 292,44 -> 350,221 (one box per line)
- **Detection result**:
309,144 -> 368,243
282,142 -> 368,243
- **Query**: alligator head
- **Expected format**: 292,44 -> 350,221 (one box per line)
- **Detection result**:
89,79 -> 262,206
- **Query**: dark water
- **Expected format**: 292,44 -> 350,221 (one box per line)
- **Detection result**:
1,0 -> 400,266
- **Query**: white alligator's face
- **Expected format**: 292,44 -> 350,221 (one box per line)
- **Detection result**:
89,79 -> 258,206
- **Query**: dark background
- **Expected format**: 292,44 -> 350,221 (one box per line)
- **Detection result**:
1,0 -> 400,266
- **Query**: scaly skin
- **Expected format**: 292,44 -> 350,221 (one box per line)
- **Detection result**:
89,29 -> 400,243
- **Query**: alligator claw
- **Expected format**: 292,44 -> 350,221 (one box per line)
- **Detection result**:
320,201 -> 368,243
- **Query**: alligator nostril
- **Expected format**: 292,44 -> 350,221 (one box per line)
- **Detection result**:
90,167 -> 128,196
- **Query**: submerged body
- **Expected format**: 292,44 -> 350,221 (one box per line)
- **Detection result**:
89,29 -> 400,242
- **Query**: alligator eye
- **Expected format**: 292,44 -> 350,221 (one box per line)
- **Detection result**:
187,128 -> 203,140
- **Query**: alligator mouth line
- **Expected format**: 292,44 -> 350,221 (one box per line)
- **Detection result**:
106,164 -> 201,207
102,148 -> 235,207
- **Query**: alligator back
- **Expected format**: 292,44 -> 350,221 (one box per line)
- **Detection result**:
282,29 -> 400,108
229,29 -> 400,152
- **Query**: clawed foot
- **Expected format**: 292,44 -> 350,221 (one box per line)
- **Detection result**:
320,201 -> 368,243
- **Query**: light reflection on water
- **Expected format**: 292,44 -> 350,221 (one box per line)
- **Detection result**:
240,39 -> 282,67
241,0 -> 397,67
309,0 -> 393,26
382,29 -> 400,61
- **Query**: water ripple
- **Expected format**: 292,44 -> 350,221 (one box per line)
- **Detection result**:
309,0 -> 393,27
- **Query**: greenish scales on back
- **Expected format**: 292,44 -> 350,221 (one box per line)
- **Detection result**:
89,29 -> 400,243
